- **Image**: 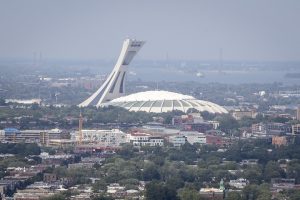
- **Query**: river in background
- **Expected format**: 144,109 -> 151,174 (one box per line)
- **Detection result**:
128,66 -> 300,85
1,59 -> 300,85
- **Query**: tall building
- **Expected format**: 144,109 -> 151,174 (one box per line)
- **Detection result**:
79,39 -> 227,114
79,39 -> 145,107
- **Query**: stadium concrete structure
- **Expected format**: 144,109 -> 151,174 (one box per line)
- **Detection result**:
79,39 -> 145,107
102,91 -> 228,114
79,39 -> 228,114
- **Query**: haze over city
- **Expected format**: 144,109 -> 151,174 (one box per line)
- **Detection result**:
1,1 -> 300,200
1,0 -> 300,61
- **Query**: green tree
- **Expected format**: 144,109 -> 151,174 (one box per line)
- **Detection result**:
242,165 -> 263,184
145,181 -> 178,200
200,111 -> 216,120
215,114 -> 239,132
242,184 -> 259,200
92,196 -> 113,200
284,189 -> 300,200
42,194 -> 66,200
264,161 -> 284,181
225,191 -> 242,200
286,160 -> 300,183
0,98 -> 6,106
257,184 -> 272,200
142,163 -> 160,181
92,179 -> 107,193
177,187 -> 201,200
118,144 -> 135,159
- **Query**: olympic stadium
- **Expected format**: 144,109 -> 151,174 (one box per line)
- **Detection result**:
102,90 -> 227,114
79,39 -> 228,114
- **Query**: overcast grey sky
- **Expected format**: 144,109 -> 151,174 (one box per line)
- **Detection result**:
0,0 -> 300,61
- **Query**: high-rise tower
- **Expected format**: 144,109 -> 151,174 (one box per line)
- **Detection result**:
79,39 -> 145,107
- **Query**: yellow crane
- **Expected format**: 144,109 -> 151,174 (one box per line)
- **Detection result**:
78,112 -> 83,145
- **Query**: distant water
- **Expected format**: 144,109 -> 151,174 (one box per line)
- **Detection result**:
2,59 -> 299,85
128,67 -> 300,85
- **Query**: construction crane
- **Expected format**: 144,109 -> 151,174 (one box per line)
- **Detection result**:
78,112 -> 83,145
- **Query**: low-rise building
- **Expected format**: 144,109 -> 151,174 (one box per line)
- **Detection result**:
172,113 -> 203,126
74,145 -> 119,154
199,188 -> 224,200
14,188 -> 57,200
182,122 -> 213,133
252,123 -> 291,136
81,157 -> 105,164
126,132 -> 164,147
43,173 -> 57,183
107,183 -> 126,199
70,193 -> 91,200
126,189 -> 139,199
48,139 -> 76,147
206,135 -> 223,146
1,128 -> 64,145
180,131 -> 206,145
292,124 -> 300,135
140,123 -> 179,135
207,121 -> 220,129
272,136 -> 287,147
271,178 -> 296,190
232,110 -> 257,120
229,178 -> 249,189
72,129 -> 126,147
68,163 -> 94,169
168,135 -> 186,147
13,181 -> 63,200
239,159 -> 258,166
39,152 -> 74,165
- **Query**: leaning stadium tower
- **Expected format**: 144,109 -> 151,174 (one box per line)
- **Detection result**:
78,39 -> 145,107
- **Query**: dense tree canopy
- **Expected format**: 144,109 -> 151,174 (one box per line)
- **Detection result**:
0,143 -> 41,156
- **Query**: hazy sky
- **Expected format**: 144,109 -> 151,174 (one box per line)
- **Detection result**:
0,0 -> 300,61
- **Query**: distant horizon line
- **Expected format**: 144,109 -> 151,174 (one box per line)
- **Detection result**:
0,57 -> 300,64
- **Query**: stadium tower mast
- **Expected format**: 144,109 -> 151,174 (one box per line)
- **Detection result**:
78,39 -> 145,107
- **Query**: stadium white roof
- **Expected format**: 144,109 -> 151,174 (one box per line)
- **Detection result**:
102,90 -> 228,114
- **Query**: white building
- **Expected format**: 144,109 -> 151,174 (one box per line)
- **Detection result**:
148,137 -> 164,147
39,152 -> 73,160
168,135 -> 187,147
207,121 -> 220,129
188,135 -> 206,145
107,183 -> 125,195
189,113 -> 204,123
126,132 -> 164,147
72,129 -> 126,147
5,98 -> 41,105
229,178 -> 249,189
181,132 -> 206,145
